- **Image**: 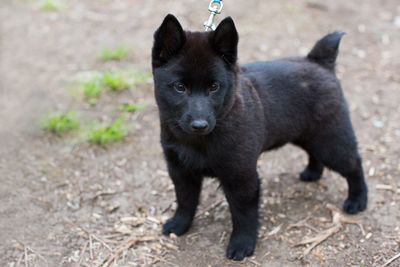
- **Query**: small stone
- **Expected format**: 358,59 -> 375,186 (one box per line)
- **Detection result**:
381,34 -> 390,45
368,167 -> 375,177
92,213 -> 102,219
169,233 -> 178,239
353,48 -> 366,59
372,120 -> 384,128
358,24 -> 366,33
115,224 -> 131,234
394,16 -> 400,28
116,158 -> 127,166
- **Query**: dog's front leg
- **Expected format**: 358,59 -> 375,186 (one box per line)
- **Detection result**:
162,159 -> 203,236
220,171 -> 260,261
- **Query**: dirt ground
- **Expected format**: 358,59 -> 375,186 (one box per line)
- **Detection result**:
1,0 -> 399,266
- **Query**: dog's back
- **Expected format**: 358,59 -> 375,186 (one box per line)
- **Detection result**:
240,32 -> 351,151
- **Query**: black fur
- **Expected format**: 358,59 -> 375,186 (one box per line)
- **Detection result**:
151,15 -> 368,261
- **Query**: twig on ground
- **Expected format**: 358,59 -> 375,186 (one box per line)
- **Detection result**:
16,252 -> 24,267
260,251 -> 271,262
147,216 -> 161,224
101,236 -> 157,267
91,190 -> 118,202
262,224 -> 283,240
144,253 -> 178,266
24,246 -> 28,267
16,241 -> 48,267
381,252 -> 400,267
220,231 -> 227,244
296,223 -> 341,257
249,259 -> 261,266
26,246 -> 47,266
161,240 -> 179,251
295,204 -> 365,258
90,234 -> 113,252
376,184 -> 396,192
79,227 -> 113,252
376,184 -> 400,194
89,234 -> 94,260
336,214 -> 366,235
76,241 -> 88,267
287,216 -> 318,233
102,233 -> 126,239
161,203 -> 173,214
195,199 -> 224,218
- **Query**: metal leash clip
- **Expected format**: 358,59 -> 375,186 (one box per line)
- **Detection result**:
204,0 -> 223,31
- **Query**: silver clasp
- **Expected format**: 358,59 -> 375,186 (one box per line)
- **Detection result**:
204,0 -> 223,31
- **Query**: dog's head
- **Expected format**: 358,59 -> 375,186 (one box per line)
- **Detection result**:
152,14 -> 238,136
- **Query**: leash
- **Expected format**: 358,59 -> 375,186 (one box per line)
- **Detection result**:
204,0 -> 223,31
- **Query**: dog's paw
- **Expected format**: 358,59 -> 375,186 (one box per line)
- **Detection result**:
343,194 -> 367,214
300,168 -> 322,182
226,235 -> 256,261
162,215 -> 192,236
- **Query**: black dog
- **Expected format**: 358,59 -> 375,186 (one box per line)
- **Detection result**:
151,14 -> 368,261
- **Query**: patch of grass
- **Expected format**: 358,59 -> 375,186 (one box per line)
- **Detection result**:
39,0 -> 65,12
81,80 -> 103,103
89,118 -> 128,145
43,112 -> 79,134
99,46 -> 130,61
102,72 -> 130,91
120,103 -> 147,113
71,71 -> 103,103
72,70 -> 150,103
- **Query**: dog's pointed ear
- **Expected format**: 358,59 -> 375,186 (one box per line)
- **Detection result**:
152,14 -> 186,67
210,17 -> 239,64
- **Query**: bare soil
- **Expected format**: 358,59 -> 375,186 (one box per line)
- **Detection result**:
0,0 -> 399,266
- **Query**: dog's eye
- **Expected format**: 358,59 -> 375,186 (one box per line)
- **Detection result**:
173,82 -> 186,93
209,83 -> 220,92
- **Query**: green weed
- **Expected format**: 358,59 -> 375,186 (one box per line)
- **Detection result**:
99,46 -> 130,61
81,80 -> 103,103
73,70 -> 150,103
43,112 -> 79,134
102,72 -> 130,91
120,103 -> 147,113
39,0 -> 65,12
89,118 -> 128,145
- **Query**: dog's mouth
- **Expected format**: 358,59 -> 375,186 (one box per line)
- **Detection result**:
182,126 -> 213,136
189,128 -> 211,135
178,120 -> 215,136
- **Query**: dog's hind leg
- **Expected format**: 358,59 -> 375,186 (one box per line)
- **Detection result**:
292,142 -> 324,182
300,152 -> 324,182
309,129 -> 368,214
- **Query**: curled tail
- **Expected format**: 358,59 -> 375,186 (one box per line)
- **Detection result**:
307,31 -> 345,71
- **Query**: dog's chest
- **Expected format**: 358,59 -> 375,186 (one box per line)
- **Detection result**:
175,144 -> 209,171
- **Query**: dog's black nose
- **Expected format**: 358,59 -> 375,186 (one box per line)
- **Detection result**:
190,120 -> 209,131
